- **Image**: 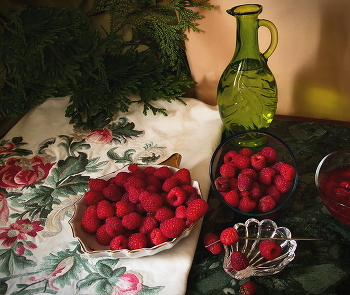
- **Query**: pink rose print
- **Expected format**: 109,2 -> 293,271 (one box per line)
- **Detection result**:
0,219 -> 43,247
0,192 -> 9,226
85,128 -> 113,144
0,155 -> 55,189
0,142 -> 15,154
29,256 -> 75,290
114,272 -> 143,295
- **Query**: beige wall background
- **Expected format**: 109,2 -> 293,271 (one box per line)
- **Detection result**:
186,0 -> 350,122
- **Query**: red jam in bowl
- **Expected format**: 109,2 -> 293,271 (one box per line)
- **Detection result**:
319,166 -> 350,226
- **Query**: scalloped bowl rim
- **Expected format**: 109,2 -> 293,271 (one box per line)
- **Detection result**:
209,130 -> 299,216
68,164 -> 202,258
223,218 -> 297,279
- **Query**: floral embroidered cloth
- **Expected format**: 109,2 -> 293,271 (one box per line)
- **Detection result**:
0,95 -> 223,295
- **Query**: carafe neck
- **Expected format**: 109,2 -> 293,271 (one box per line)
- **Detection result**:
232,14 -> 261,61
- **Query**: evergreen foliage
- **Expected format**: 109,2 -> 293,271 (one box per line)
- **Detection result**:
0,1 -> 212,130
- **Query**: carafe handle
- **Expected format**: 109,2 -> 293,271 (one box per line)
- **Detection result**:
258,19 -> 278,59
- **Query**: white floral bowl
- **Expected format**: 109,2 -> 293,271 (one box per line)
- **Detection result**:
223,218 -> 297,279
69,155 -> 203,258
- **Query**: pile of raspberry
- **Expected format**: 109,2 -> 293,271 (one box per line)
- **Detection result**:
214,146 -> 296,214
204,228 -> 283,295
81,164 -> 209,251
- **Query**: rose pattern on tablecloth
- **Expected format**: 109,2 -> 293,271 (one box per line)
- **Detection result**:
0,117 -> 167,294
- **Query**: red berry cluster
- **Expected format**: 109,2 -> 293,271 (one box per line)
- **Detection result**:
204,228 -> 282,268
81,164 -> 209,251
214,146 -> 296,214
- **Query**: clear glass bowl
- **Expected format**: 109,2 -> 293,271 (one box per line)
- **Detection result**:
210,130 -> 298,217
223,218 -> 297,279
315,149 -> 350,227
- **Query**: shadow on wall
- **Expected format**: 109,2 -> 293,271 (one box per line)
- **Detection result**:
293,2 -> 350,122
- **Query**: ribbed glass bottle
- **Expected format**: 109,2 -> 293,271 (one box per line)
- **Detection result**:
217,4 -> 278,146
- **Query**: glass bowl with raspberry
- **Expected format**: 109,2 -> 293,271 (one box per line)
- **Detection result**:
315,149 -> 350,227
223,218 -> 297,279
210,130 -> 298,217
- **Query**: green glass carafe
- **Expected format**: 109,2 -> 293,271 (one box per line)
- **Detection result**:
217,4 -> 278,146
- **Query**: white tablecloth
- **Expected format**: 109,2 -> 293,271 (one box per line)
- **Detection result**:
0,95 -> 223,295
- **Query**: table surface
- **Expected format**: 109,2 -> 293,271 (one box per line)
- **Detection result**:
187,118 -> 350,295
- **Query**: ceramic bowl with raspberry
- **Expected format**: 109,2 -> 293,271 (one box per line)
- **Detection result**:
315,149 -> 350,227
69,155 -> 208,258
210,130 -> 298,217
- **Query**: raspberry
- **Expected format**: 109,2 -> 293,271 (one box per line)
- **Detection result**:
114,171 -> 130,186
203,233 -> 223,254
139,192 -> 163,213
238,196 -> 256,213
124,176 -> 146,190
143,166 -> 156,175
223,189 -> 239,207
279,163 -> 296,181
110,235 -> 128,250
134,202 -> 146,215
239,148 -> 254,157
237,173 -> 253,191
127,186 -> 141,203
139,216 -> 159,234
186,198 -> 209,222
271,161 -> 283,173
185,192 -> 201,205
175,205 -> 187,219
214,176 -> 231,192
220,227 -> 239,246
239,282 -> 257,295
150,228 -> 168,246
146,174 -> 162,192
224,150 -> 238,164
229,177 -> 238,190
127,164 -> 139,172
249,182 -> 263,200
153,166 -> 173,180
162,177 -> 179,193
220,163 -> 237,178
95,224 -> 113,245
102,184 -> 122,202
173,168 -> 191,185
274,175 -> 292,193
81,205 -> 101,234
258,195 -> 276,213
115,200 -> 135,218
259,239 -> 282,260
230,251 -> 249,271
122,212 -> 142,230
96,200 -> 115,219
84,190 -> 105,206
166,187 -> 186,207
261,147 -> 278,164
180,184 -> 197,195
250,153 -> 266,171
240,168 -> 257,181
88,178 -> 108,191
128,232 -> 148,250
258,167 -> 276,186
154,206 -> 175,222
233,154 -> 251,170
105,216 -> 124,237
265,185 -> 281,202
160,217 -> 186,238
